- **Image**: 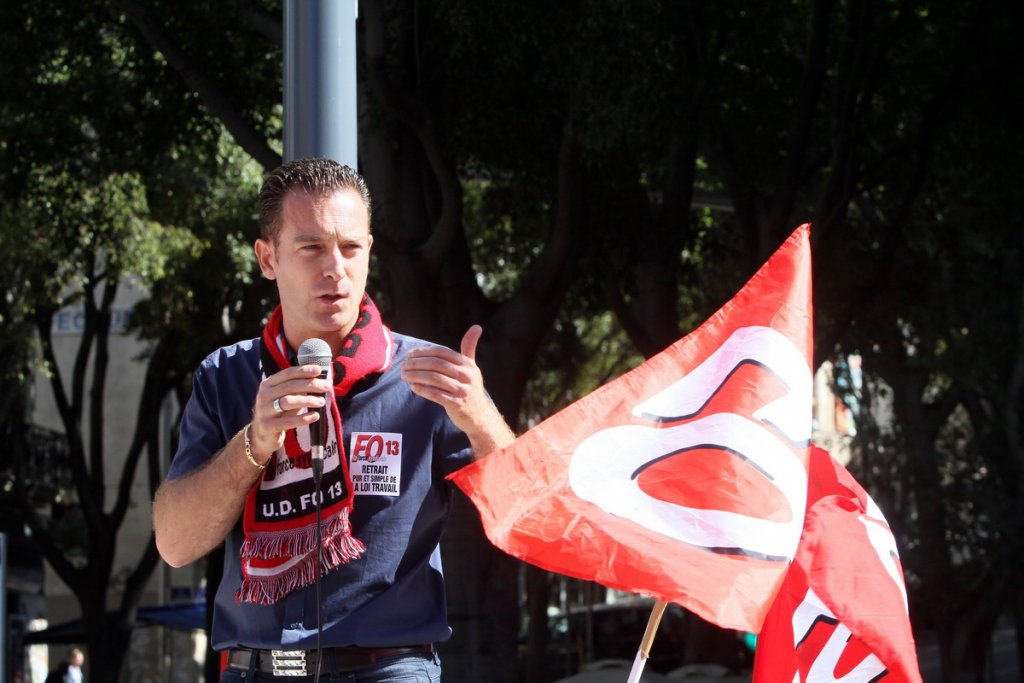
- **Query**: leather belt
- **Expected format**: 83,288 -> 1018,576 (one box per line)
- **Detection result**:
227,644 -> 434,676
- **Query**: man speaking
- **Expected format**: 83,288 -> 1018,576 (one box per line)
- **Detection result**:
153,157 -> 515,682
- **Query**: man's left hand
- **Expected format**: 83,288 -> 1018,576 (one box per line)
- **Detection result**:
401,325 -> 515,457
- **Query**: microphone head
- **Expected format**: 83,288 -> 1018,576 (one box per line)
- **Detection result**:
297,338 -> 333,370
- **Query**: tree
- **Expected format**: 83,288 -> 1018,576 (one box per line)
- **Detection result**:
0,169 -> 201,681
0,2 -> 272,679
834,6 -> 1024,674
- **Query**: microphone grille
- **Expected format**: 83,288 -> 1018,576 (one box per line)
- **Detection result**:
297,338 -> 333,368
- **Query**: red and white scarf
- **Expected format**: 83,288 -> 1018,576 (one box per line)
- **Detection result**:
237,296 -> 394,604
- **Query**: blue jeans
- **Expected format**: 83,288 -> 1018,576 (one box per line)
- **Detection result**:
219,651 -> 442,683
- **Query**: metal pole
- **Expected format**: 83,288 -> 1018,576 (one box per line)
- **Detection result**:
283,0 -> 359,167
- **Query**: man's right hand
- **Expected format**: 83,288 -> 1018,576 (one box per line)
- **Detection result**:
153,364 -> 334,568
247,364 -> 333,466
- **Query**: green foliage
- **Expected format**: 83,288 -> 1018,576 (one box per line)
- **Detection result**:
5,168 -> 200,292
0,168 -> 202,388
0,154 -> 267,397
521,311 -> 644,429
0,2 -> 276,678
129,130 -> 269,351
463,174 -> 548,300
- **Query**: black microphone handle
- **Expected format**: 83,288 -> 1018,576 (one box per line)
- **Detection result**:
310,376 -> 328,487
311,396 -> 327,451
311,371 -> 328,460
298,337 -> 333,461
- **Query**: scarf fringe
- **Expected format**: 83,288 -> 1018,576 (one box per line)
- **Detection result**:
240,508 -> 354,559
236,525 -> 367,606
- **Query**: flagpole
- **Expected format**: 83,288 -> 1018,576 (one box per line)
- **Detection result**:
625,599 -> 667,683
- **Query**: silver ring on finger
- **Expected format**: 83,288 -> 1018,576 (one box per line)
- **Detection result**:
273,397 -> 284,414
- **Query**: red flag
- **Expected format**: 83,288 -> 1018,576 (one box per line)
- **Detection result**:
451,224 -> 814,632
752,446 -> 922,682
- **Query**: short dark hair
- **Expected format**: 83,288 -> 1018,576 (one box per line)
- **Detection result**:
258,157 -> 372,244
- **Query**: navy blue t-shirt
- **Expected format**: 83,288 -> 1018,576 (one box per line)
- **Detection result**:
168,333 -> 474,650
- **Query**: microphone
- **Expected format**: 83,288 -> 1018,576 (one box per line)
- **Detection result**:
298,338 -> 332,677
297,338 -> 332,465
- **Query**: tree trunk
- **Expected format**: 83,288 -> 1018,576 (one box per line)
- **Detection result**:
935,594 -> 1002,683
81,605 -> 131,683
438,492 -> 519,682
524,565 -> 552,683
885,357 -> 1012,683
204,547 -> 225,683
1014,583 -> 1024,683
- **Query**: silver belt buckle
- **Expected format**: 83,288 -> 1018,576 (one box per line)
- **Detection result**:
270,649 -> 307,677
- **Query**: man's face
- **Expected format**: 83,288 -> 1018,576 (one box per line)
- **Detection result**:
255,188 -> 373,355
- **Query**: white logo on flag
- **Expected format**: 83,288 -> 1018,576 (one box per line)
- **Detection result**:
792,588 -> 888,682
568,326 -> 811,561
861,497 -> 910,611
